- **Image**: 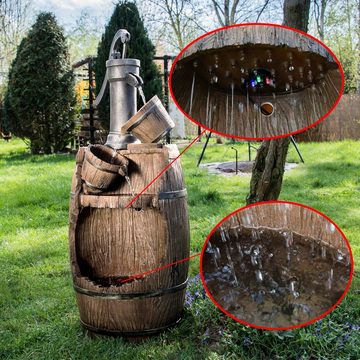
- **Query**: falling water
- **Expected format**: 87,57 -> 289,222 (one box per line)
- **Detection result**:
203,223 -> 350,328
189,71 -> 196,116
255,269 -> 263,282
321,246 -> 327,259
230,82 -> 235,134
138,86 -> 146,106
205,85 -> 210,127
225,244 -> 239,286
125,176 -> 135,197
236,242 -> 243,257
219,226 -> 230,242
327,268 -> 334,290
289,279 -> 300,298
226,93 -> 229,132
251,228 -> 259,242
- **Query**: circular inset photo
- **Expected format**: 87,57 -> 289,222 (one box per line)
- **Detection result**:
200,201 -> 353,330
170,24 -> 343,140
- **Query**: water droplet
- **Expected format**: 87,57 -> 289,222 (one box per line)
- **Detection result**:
255,270 -> 263,282
288,65 -> 294,71
321,246 -> 326,259
336,250 -> 345,262
251,228 -> 259,241
238,102 -> 244,113
285,83 -> 290,91
211,75 -> 218,84
214,247 -> 221,260
219,226 -> 229,242
236,243 -> 243,257
327,268 -> 334,290
289,279 -> 299,298
125,176 -> 136,197
193,61 -> 198,68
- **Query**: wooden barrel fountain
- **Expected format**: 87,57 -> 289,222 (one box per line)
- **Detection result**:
69,143 -> 190,336
171,24 -> 342,138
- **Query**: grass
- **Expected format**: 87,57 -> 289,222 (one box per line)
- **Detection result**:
0,138 -> 359,359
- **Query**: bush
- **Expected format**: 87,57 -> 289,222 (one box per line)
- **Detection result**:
4,12 -> 76,154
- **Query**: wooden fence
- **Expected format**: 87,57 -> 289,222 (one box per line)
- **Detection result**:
296,94 -> 360,142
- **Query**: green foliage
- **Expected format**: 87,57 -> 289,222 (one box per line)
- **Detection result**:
4,12 -> 76,154
95,1 -> 162,129
321,0 -> 359,93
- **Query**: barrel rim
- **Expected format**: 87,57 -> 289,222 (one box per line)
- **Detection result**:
73,277 -> 188,300
80,316 -> 182,337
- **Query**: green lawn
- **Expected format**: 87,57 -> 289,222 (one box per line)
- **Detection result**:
0,138 -> 359,359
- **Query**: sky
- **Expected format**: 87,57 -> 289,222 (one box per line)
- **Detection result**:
32,0 -> 114,30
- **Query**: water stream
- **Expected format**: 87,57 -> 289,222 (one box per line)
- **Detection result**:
125,175 -> 136,198
138,86 -> 146,106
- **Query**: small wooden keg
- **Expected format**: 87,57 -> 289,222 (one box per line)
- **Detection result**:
121,96 -> 175,143
69,143 -> 190,336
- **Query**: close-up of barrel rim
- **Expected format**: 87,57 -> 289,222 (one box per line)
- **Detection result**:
199,200 -> 354,331
169,23 -> 344,141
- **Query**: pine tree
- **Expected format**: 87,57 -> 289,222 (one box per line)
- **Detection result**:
5,12 -> 76,154
95,1 -> 162,129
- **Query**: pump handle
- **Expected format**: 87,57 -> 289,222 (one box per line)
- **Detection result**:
94,29 -> 131,108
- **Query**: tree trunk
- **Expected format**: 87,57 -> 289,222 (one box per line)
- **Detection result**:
283,0 -> 311,32
247,138 -> 290,203
247,0 -> 310,204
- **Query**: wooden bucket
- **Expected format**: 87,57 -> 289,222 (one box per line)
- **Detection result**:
121,96 -> 175,143
81,144 -> 129,192
69,143 -> 190,336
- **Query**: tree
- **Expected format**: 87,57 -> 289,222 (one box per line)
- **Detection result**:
0,0 -> 32,88
4,12 -> 76,154
144,0 -> 206,51
67,10 -> 102,63
247,0 -> 311,204
210,0 -> 279,26
95,1 -> 162,129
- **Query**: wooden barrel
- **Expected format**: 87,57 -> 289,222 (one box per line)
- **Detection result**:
121,96 -> 175,143
69,143 -> 190,336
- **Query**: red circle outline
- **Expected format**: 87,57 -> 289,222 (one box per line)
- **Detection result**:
169,23 -> 345,141
199,200 -> 354,331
